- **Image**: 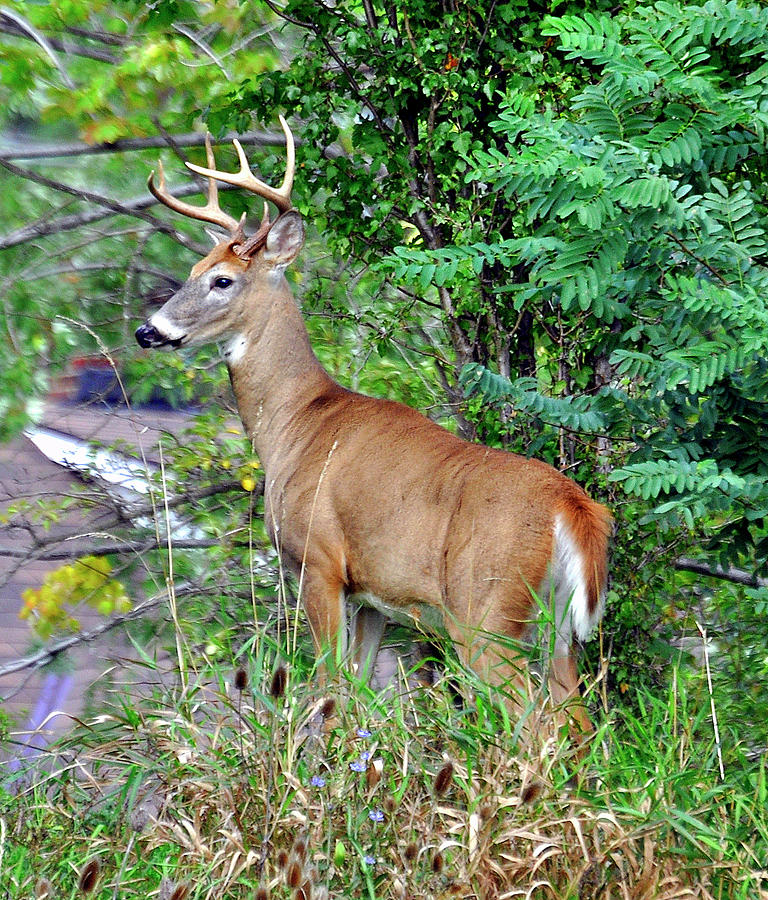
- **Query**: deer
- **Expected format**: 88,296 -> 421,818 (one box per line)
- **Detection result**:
136,117 -> 613,767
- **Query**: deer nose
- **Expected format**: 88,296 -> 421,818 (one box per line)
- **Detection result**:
135,322 -> 185,349
135,322 -> 164,348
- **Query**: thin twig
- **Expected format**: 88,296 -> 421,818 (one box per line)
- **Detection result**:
0,157 -> 204,252
696,621 -> 725,781
0,130 -> 297,162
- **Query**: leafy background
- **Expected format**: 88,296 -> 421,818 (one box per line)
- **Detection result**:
1,0 -> 767,895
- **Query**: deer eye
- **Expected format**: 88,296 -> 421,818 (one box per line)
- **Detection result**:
213,276 -> 233,290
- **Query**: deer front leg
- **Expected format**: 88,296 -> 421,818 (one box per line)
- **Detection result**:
299,568 -> 348,681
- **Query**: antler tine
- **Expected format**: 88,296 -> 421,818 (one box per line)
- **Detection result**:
147,135 -> 244,237
185,115 -> 295,214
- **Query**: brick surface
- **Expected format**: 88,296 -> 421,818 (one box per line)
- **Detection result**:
0,402 -> 195,766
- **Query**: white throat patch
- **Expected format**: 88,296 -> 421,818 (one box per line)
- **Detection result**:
224,333 -> 248,366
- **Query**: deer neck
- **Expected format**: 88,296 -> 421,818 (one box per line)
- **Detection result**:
225,282 -> 338,470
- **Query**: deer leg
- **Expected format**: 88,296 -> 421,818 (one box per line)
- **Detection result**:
548,645 -> 593,742
474,638 -> 548,800
299,569 -> 348,680
348,604 -> 387,682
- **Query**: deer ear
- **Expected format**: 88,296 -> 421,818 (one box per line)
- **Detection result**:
263,210 -> 304,267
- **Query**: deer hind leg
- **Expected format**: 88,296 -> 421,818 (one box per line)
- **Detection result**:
478,639 -> 549,801
546,562 -> 595,746
445,617 -> 546,797
348,604 -> 387,682
548,642 -> 593,742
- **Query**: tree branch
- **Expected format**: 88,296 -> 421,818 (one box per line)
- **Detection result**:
0,130 -> 297,162
0,537 -> 242,560
0,11 -> 76,85
0,157 -> 208,248
0,163 -> 254,252
0,18 -> 119,63
675,557 -> 767,589
0,581 -> 204,685
0,183 -> 206,251
665,232 -> 729,286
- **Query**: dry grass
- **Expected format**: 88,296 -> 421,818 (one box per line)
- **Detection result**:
2,653 -> 763,900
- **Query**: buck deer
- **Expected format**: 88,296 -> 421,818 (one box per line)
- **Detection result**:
136,118 -> 612,749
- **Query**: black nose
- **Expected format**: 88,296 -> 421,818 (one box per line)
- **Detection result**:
135,323 -> 163,348
135,323 -> 184,349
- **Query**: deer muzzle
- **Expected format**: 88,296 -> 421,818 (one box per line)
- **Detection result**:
135,322 -> 184,349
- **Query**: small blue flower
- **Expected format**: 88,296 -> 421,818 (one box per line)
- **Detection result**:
359,750 -> 371,763
363,855 -> 376,866
349,759 -> 367,773
368,809 -> 384,823
356,728 -> 373,738
310,775 -> 326,787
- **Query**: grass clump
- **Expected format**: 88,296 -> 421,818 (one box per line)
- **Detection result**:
1,644 -> 766,899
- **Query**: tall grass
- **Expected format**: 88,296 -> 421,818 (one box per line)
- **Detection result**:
1,620 -> 766,899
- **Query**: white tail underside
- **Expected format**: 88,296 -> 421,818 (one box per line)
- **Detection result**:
552,514 -> 603,646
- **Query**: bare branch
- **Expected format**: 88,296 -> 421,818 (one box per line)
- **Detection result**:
0,9 -> 76,85
0,130 -> 298,162
1,18 -> 119,63
0,134 -> 346,251
64,24 -> 128,48
675,557 -> 767,589
0,581 -> 203,684
173,23 -> 231,77
0,184 -> 205,252
0,156 -> 197,240
0,162 -> 247,252
0,537 -> 231,560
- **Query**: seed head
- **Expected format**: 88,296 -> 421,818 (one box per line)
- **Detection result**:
234,667 -> 249,691
319,696 -> 336,720
169,883 -> 191,900
366,757 -> 383,791
478,799 -> 496,820
35,878 -> 53,899
286,857 -> 303,888
292,836 -> 307,860
521,778 -> 543,804
433,760 -> 454,797
270,665 -> 287,699
294,880 -> 312,900
78,858 -> 101,895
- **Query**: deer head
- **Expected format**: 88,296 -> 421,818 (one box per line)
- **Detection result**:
135,116 -> 301,354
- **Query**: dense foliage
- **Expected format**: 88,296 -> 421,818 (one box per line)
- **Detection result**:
1,0 -> 768,895
1,5 -> 768,885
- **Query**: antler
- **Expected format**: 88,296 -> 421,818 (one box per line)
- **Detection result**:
185,115 -> 295,214
148,133 -> 245,238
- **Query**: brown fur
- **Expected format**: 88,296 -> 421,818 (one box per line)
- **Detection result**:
139,210 -> 612,759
